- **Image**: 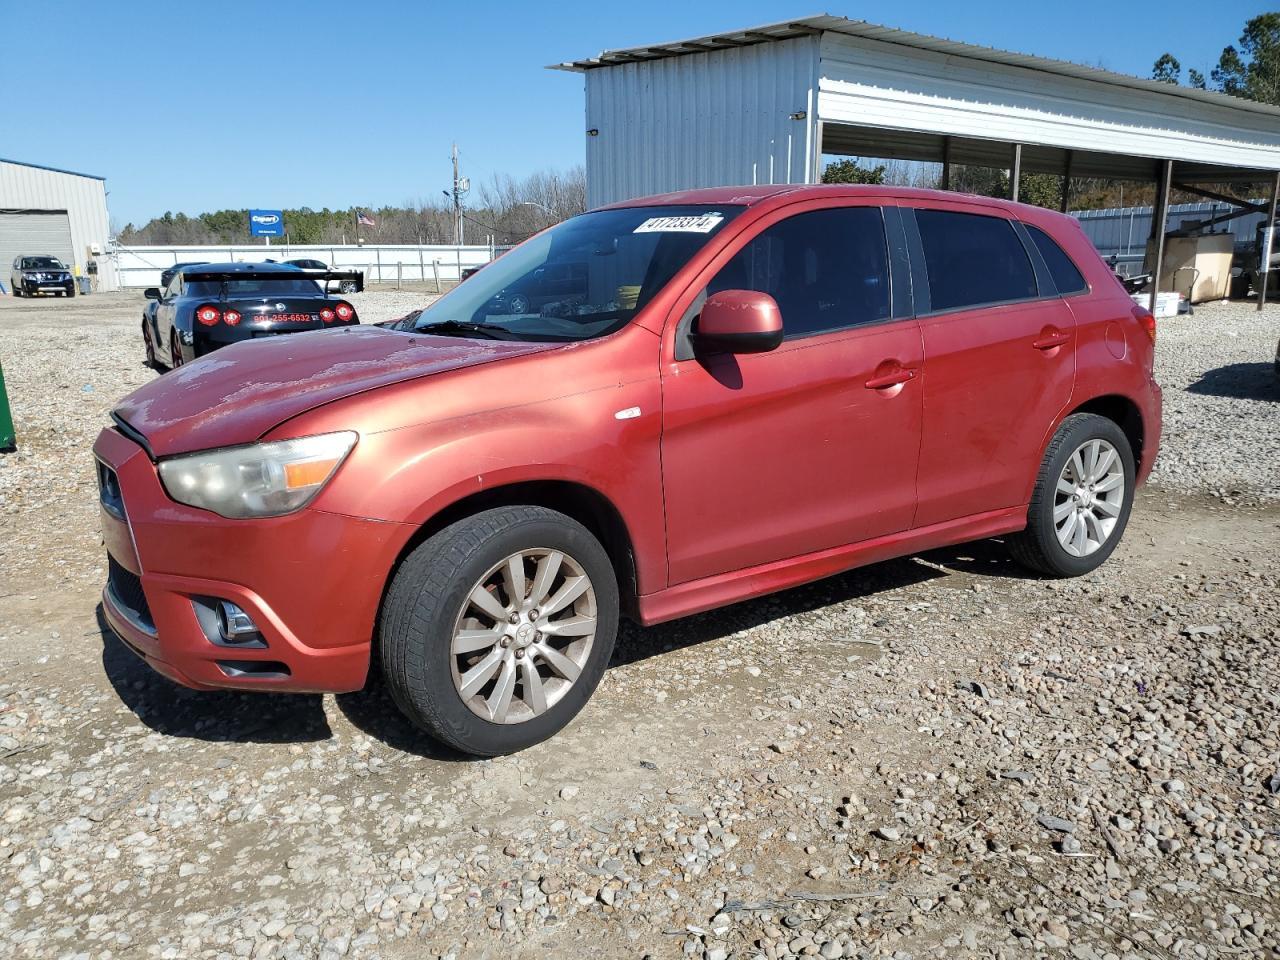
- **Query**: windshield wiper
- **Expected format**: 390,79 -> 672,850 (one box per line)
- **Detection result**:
414,319 -> 512,340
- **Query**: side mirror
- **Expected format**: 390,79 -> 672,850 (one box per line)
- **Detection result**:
693,290 -> 783,355
144,287 -> 162,300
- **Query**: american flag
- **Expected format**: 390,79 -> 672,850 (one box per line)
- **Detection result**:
357,211 -> 376,227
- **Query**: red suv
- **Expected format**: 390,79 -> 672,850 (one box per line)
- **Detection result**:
94,185 -> 1161,756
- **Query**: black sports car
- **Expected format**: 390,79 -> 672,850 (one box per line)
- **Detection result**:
141,261 -> 363,369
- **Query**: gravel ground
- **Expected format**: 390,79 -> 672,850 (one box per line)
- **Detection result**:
0,292 -> 1277,960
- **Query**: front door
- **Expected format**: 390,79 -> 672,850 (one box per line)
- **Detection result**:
660,202 -> 924,586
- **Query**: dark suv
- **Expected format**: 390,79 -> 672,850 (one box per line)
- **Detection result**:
11,256 -> 75,297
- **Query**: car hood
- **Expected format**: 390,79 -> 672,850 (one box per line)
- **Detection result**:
113,325 -> 557,457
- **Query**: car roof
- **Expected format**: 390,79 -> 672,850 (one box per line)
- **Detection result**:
599,183 -> 1076,225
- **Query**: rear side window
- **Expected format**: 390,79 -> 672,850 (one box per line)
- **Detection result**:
707,206 -> 890,338
915,209 -> 1037,312
1026,224 -> 1088,295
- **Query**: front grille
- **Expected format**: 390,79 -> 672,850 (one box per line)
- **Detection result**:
107,555 -> 154,632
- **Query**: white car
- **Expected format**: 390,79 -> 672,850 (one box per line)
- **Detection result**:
284,259 -> 360,294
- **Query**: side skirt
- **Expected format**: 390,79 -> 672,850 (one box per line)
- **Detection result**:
636,506 -> 1027,626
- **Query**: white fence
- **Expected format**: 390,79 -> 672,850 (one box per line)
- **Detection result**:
112,243 -> 496,289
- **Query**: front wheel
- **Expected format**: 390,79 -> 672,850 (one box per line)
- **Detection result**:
1008,413 -> 1135,577
142,319 -> 158,368
380,506 -> 619,756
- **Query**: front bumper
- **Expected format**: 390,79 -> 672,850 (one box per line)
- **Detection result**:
21,276 -> 73,292
94,426 -> 411,693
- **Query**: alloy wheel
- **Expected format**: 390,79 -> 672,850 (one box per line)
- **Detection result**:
450,548 -> 597,724
169,333 -> 183,368
1053,438 -> 1125,557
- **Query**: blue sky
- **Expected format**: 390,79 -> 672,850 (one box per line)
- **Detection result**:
4,0 -> 1266,227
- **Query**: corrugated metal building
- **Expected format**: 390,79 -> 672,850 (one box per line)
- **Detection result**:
0,158 -> 116,291
554,16 -> 1280,208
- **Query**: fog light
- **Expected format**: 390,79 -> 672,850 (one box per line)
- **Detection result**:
216,601 -> 260,643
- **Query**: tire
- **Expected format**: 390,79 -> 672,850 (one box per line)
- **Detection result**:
142,318 -> 159,368
66,285 -> 75,298
380,505 -> 619,756
13,285 -> 21,298
1008,413 -> 1135,578
169,330 -> 184,369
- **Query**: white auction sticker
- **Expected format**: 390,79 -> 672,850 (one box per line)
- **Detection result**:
634,213 -> 725,234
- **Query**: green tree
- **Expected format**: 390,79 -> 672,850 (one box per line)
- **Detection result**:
821,159 -> 887,184
1155,13 -> 1280,105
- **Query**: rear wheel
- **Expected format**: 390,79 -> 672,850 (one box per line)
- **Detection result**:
1008,413 -> 1135,577
169,331 -> 185,369
380,506 -> 619,756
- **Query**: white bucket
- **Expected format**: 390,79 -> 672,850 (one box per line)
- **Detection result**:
1131,291 -> 1181,318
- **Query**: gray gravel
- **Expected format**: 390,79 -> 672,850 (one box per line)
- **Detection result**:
0,291 -> 1278,959
1148,300 -> 1280,502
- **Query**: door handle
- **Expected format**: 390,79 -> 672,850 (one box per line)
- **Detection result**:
864,368 -> 916,390
1033,331 -> 1070,350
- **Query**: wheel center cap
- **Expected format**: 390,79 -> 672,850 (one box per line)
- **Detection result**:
515,623 -> 535,647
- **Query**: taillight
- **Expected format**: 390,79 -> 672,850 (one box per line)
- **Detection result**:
334,302 -> 355,322
1135,307 -> 1156,345
224,309 -> 242,326
196,304 -> 221,326
319,307 -> 336,323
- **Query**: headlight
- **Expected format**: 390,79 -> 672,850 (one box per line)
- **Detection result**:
157,432 -> 356,518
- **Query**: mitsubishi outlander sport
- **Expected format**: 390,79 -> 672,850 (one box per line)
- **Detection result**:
94,185 -> 1162,756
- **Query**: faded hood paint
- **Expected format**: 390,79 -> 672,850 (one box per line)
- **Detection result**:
114,325 -> 556,457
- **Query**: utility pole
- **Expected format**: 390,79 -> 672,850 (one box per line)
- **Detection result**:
448,143 -> 469,246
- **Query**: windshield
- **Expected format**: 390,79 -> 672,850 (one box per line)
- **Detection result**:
184,277 -> 323,298
22,257 -> 65,270
412,205 -> 741,341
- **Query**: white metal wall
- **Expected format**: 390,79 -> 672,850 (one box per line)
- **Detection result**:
816,33 -> 1280,171
583,36 -> 819,208
0,161 -> 116,290
114,244 -> 495,289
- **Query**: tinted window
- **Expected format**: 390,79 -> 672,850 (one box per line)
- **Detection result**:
915,210 -> 1037,312
1026,224 -> 1088,295
184,278 -> 322,297
707,207 -> 890,338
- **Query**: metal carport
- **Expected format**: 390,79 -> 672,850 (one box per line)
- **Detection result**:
555,15 -> 1280,310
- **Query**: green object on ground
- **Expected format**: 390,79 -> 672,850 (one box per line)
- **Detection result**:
0,361 -> 15,451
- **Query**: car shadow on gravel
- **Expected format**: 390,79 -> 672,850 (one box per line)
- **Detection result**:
334,683 -> 471,762
609,554 -> 949,668
1186,362 -> 1280,402
98,606 -> 333,744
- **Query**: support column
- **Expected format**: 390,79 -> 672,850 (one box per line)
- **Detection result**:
1060,150 -> 1075,214
941,136 -> 952,191
1259,170 -> 1280,312
1149,159 -> 1173,315
1010,143 -> 1022,203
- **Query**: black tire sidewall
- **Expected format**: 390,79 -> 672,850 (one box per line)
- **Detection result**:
1029,415 -> 1136,576
386,510 -> 619,756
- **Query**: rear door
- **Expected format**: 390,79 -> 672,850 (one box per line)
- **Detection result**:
905,203 -> 1076,527
659,200 -> 924,585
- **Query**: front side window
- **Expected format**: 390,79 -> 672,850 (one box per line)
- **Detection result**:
410,205 -> 741,342
707,206 -> 890,338
915,209 -> 1037,312
1025,224 -> 1088,295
